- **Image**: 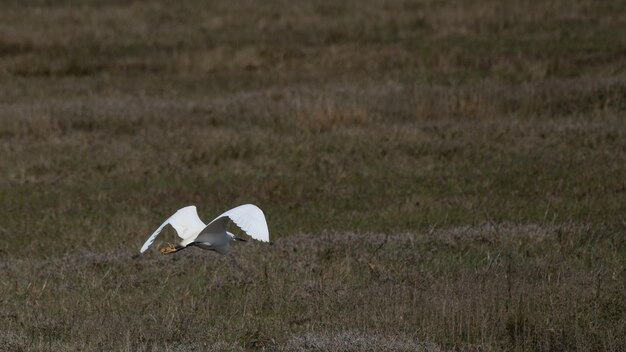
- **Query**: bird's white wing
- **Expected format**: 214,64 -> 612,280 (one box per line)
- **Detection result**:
139,205 -> 206,253
204,204 -> 270,242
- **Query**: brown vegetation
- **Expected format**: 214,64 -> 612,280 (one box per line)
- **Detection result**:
0,0 -> 624,350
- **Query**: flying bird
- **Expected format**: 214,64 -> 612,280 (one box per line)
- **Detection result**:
140,204 -> 269,255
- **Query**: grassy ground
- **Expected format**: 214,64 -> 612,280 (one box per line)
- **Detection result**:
1,0 -> 625,350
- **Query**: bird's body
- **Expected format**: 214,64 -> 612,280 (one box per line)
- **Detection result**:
140,204 -> 269,255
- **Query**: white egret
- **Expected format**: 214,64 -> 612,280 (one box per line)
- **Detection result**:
140,204 -> 269,255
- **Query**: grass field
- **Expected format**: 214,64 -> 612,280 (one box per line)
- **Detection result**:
1,0 -> 625,350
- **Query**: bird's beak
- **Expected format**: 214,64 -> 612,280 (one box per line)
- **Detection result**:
234,237 -> 247,242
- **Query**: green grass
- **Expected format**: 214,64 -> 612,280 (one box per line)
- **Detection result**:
0,0 -> 625,350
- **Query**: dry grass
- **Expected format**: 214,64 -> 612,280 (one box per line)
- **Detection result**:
0,0 -> 625,350
0,226 -> 623,351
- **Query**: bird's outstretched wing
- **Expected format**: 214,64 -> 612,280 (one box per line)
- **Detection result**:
140,206 -> 206,253
202,204 -> 270,242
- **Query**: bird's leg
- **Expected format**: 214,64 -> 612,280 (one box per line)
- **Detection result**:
159,243 -> 182,254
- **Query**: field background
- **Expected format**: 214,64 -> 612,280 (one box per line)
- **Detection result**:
0,0 -> 625,351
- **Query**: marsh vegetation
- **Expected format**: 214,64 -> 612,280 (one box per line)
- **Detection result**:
0,0 -> 624,350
